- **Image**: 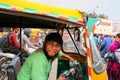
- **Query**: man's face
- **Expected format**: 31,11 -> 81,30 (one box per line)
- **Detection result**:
45,41 -> 61,57
15,28 -> 20,33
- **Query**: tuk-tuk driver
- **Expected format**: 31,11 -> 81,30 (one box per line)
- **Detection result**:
17,32 -> 75,80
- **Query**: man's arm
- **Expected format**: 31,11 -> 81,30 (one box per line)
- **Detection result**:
58,76 -> 66,80
58,51 -> 75,62
62,53 -> 75,62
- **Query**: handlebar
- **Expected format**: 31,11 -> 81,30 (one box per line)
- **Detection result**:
60,61 -> 82,80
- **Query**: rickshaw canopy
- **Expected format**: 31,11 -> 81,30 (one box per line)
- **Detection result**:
0,0 -> 86,26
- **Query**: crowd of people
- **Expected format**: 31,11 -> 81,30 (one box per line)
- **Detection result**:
93,33 -> 120,80
93,33 -> 115,58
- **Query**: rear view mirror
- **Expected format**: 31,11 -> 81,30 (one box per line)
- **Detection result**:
74,28 -> 80,42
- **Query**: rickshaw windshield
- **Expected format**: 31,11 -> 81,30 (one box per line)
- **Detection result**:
62,27 -> 86,56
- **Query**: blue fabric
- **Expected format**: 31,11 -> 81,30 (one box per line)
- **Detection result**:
100,37 -> 112,57
93,36 -> 98,43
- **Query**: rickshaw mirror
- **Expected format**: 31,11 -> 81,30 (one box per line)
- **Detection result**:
74,28 -> 80,42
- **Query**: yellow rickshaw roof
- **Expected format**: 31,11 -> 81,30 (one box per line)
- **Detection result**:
0,0 -> 85,25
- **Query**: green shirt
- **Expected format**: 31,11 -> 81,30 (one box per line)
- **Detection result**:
17,49 -> 63,80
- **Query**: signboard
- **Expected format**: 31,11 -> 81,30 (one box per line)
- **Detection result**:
94,19 -> 120,35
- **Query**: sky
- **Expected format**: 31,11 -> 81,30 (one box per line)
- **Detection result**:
32,0 -> 120,21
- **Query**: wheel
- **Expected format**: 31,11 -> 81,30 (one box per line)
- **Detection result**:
0,57 -> 12,80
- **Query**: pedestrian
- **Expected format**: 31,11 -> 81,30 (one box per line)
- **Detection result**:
17,32 -> 75,80
100,35 -> 112,58
93,34 -> 99,47
106,33 -> 120,80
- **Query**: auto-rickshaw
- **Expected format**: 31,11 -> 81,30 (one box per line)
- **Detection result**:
0,0 -> 107,80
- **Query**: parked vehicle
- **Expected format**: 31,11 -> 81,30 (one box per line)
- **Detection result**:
0,0 -> 107,80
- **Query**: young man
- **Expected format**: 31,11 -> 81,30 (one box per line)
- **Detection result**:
17,32 -> 75,80
8,28 -> 27,54
8,28 -> 20,49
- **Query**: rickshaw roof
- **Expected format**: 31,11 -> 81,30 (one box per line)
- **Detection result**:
0,0 -> 86,26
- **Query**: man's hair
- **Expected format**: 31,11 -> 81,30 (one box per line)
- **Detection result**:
45,32 -> 63,47
11,28 -> 19,31
116,33 -> 120,38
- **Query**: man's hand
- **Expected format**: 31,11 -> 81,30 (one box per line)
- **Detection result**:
58,76 -> 66,80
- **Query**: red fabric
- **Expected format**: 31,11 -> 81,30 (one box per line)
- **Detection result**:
8,33 -> 20,48
107,41 -> 120,80
107,61 -> 120,80
109,41 -> 119,52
